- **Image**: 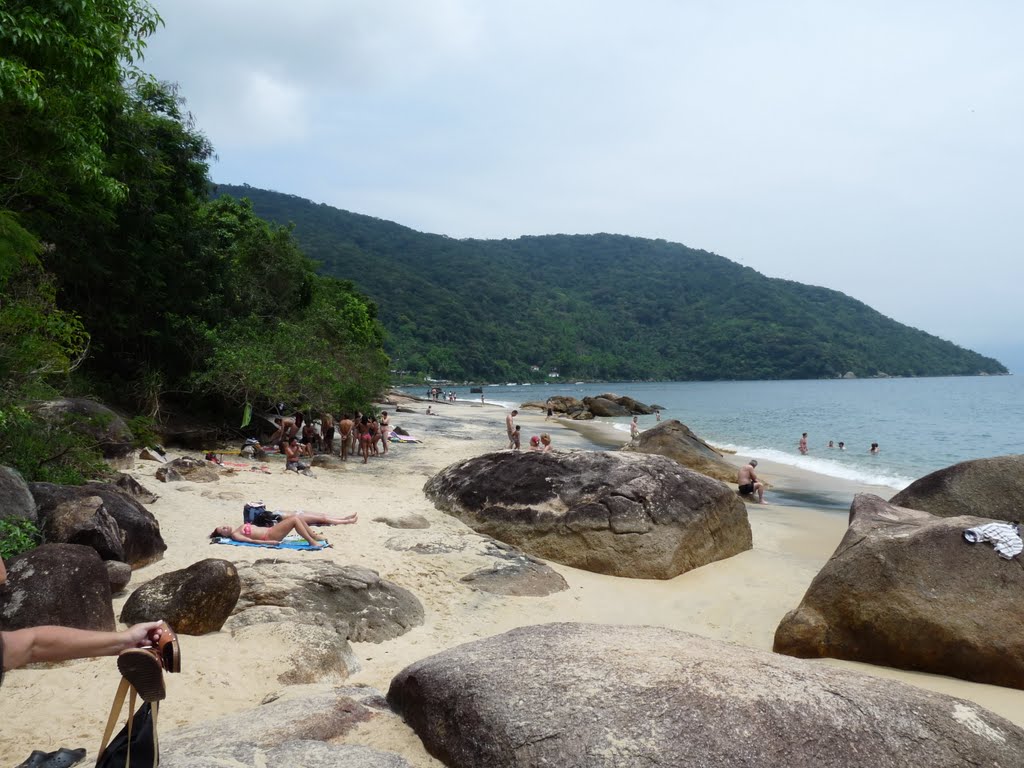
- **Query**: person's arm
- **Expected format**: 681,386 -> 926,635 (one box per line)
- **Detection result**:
0,556 -> 6,585
2,621 -> 163,671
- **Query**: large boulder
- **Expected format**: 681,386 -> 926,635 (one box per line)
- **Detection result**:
30,482 -> 166,568
0,544 -> 115,631
40,495 -> 125,562
160,685 -> 411,768
0,466 -> 36,524
28,397 -> 133,464
621,419 -> 738,484
234,560 -> 424,643
582,396 -> 630,417
121,558 -> 240,634
774,494 -> 1024,689
424,451 -> 751,580
387,622 -> 1024,768
889,454 -> 1024,520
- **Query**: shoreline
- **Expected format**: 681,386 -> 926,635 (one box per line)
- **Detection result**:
1,398 -> 1021,765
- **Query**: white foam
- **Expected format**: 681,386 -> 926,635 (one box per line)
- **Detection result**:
717,444 -> 914,490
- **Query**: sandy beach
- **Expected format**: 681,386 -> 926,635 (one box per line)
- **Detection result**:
1,398 -> 1021,765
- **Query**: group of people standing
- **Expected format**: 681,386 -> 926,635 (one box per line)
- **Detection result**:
264,410 -> 394,467
505,409 -> 552,452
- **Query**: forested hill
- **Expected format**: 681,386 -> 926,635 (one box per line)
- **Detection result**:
215,184 -> 1007,382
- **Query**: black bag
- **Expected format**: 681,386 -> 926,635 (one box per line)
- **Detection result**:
242,502 -> 267,525
96,678 -> 159,767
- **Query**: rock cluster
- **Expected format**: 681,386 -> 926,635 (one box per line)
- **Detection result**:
521,392 -> 661,421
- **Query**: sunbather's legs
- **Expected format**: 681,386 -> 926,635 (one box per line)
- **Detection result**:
287,511 -> 357,525
267,517 -> 326,546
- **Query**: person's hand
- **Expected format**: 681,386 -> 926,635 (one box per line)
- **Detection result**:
121,620 -> 165,650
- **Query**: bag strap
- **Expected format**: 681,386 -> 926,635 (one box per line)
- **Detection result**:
125,687 -> 136,767
151,700 -> 159,767
97,677 -> 132,764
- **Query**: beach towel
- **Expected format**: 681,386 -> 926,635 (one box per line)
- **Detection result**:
963,523 -> 1023,559
390,434 -> 421,443
211,536 -> 328,550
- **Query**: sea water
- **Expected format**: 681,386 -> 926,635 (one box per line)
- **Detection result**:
419,376 -> 1023,493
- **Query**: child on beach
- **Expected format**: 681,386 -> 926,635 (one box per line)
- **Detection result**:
512,425 -> 522,450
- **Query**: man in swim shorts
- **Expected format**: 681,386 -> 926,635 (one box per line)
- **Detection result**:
737,460 -> 766,504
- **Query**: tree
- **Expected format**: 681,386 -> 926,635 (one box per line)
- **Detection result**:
0,0 -> 162,208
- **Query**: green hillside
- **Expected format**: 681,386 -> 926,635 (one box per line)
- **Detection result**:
214,184 -> 1007,382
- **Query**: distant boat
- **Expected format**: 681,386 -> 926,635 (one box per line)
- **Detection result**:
507,383 -> 517,386
522,383 -> 531,386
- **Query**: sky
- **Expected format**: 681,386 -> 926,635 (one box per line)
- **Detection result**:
140,1 -> 1024,371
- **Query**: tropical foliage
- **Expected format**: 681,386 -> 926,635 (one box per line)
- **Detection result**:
215,185 -> 1008,382
0,2 -> 389,481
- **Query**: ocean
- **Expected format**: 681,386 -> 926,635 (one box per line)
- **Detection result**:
413,376 -> 1022,493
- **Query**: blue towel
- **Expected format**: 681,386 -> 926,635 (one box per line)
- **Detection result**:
211,537 -> 327,550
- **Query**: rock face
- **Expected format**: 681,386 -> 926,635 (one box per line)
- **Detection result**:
31,482 -> 166,567
582,395 -> 631,417
160,685 -> 411,768
424,451 -> 751,580
621,419 -> 738,484
28,397 -> 133,464
774,494 -> 1024,689
0,466 -> 36,523
114,472 -> 159,504
0,544 -> 115,631
106,560 -> 132,593
387,622 -> 1024,768
889,454 -> 1024,520
460,541 -> 568,597
121,558 -> 241,634
234,560 -> 424,643
40,495 -> 125,562
158,456 -> 220,482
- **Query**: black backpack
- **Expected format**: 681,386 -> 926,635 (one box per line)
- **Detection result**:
243,502 -> 281,527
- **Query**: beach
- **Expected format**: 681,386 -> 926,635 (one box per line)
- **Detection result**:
1,398 -> 1021,765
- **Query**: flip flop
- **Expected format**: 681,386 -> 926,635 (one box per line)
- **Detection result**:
117,648 -> 165,702
41,748 -> 87,767
157,620 -> 181,673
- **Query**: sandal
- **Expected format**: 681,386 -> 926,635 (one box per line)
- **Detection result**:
41,748 -> 87,767
157,620 -> 180,673
117,648 -> 165,702
15,748 -> 88,768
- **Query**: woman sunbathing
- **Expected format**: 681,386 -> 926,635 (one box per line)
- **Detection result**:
211,514 -> 345,548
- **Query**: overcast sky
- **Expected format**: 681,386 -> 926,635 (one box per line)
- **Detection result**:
141,1 -> 1023,370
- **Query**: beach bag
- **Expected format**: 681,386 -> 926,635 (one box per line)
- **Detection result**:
243,502 -> 281,527
243,502 -> 267,524
96,678 -> 158,767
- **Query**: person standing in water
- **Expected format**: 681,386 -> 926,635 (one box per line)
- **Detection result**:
798,433 -> 808,454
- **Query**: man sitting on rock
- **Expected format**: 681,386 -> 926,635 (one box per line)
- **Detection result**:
737,460 -> 767,504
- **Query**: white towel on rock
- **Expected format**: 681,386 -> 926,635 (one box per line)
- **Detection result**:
963,523 -> 1023,559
